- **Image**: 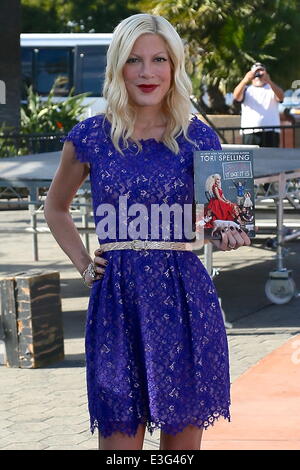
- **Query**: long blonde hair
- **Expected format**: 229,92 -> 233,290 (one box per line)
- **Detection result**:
103,13 -> 193,154
205,174 -> 221,196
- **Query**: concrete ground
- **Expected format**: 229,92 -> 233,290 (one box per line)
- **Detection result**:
202,334 -> 300,450
0,204 -> 299,450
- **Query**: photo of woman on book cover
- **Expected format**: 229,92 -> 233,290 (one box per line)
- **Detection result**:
204,174 -> 235,227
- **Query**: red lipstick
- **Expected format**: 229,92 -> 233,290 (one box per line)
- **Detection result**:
137,84 -> 158,93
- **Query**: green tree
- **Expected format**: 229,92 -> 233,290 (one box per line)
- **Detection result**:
21,0 -> 140,33
21,0 -> 62,33
138,0 -> 300,113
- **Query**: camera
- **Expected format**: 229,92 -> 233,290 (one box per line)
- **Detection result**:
255,71 -> 264,78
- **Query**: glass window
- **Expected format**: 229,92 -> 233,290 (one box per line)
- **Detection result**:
21,48 -> 33,99
74,46 -> 108,97
34,48 -> 72,96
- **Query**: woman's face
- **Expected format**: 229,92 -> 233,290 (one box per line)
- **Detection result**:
123,33 -> 172,110
215,177 -> 221,186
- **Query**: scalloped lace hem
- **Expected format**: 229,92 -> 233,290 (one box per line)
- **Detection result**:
90,409 -> 231,439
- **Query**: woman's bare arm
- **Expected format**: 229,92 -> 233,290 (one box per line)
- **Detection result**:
44,141 -> 93,276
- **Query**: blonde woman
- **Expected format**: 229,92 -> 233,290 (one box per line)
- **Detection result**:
205,174 -> 235,223
44,14 -> 250,451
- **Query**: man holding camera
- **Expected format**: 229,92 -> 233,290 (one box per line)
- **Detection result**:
233,62 -> 284,147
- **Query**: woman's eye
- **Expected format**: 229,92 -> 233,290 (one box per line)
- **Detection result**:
126,57 -> 139,64
126,56 -> 167,64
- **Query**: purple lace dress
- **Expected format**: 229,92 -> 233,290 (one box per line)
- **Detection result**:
62,114 -> 231,438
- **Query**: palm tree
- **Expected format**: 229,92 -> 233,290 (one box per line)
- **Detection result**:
0,0 -> 21,130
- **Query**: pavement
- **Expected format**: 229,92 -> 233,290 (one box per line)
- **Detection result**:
0,205 -> 300,450
201,334 -> 300,450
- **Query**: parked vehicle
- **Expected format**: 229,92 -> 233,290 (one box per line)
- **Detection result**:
278,88 -> 300,114
21,33 -> 113,116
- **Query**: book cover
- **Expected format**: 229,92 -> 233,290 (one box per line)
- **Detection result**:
193,150 -> 255,240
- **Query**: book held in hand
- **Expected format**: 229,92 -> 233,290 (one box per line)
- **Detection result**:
193,150 -> 255,240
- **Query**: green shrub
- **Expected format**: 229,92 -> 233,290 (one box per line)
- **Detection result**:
21,77 -> 91,134
0,77 -> 90,157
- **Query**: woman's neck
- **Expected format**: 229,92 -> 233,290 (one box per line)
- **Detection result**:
132,107 -> 167,141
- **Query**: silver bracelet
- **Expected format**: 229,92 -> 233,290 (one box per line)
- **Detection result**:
81,262 -> 96,288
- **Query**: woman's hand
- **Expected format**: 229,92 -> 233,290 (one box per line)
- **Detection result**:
211,226 -> 251,251
93,247 -> 109,278
82,248 -> 108,287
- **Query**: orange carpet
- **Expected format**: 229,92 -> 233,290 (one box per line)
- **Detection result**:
202,334 -> 300,450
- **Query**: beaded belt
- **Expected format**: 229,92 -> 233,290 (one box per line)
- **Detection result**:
99,240 -> 192,252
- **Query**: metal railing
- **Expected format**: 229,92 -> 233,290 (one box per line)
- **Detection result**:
0,132 -> 64,157
216,124 -> 300,148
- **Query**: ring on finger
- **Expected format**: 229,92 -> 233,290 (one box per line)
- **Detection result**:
228,243 -> 235,249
